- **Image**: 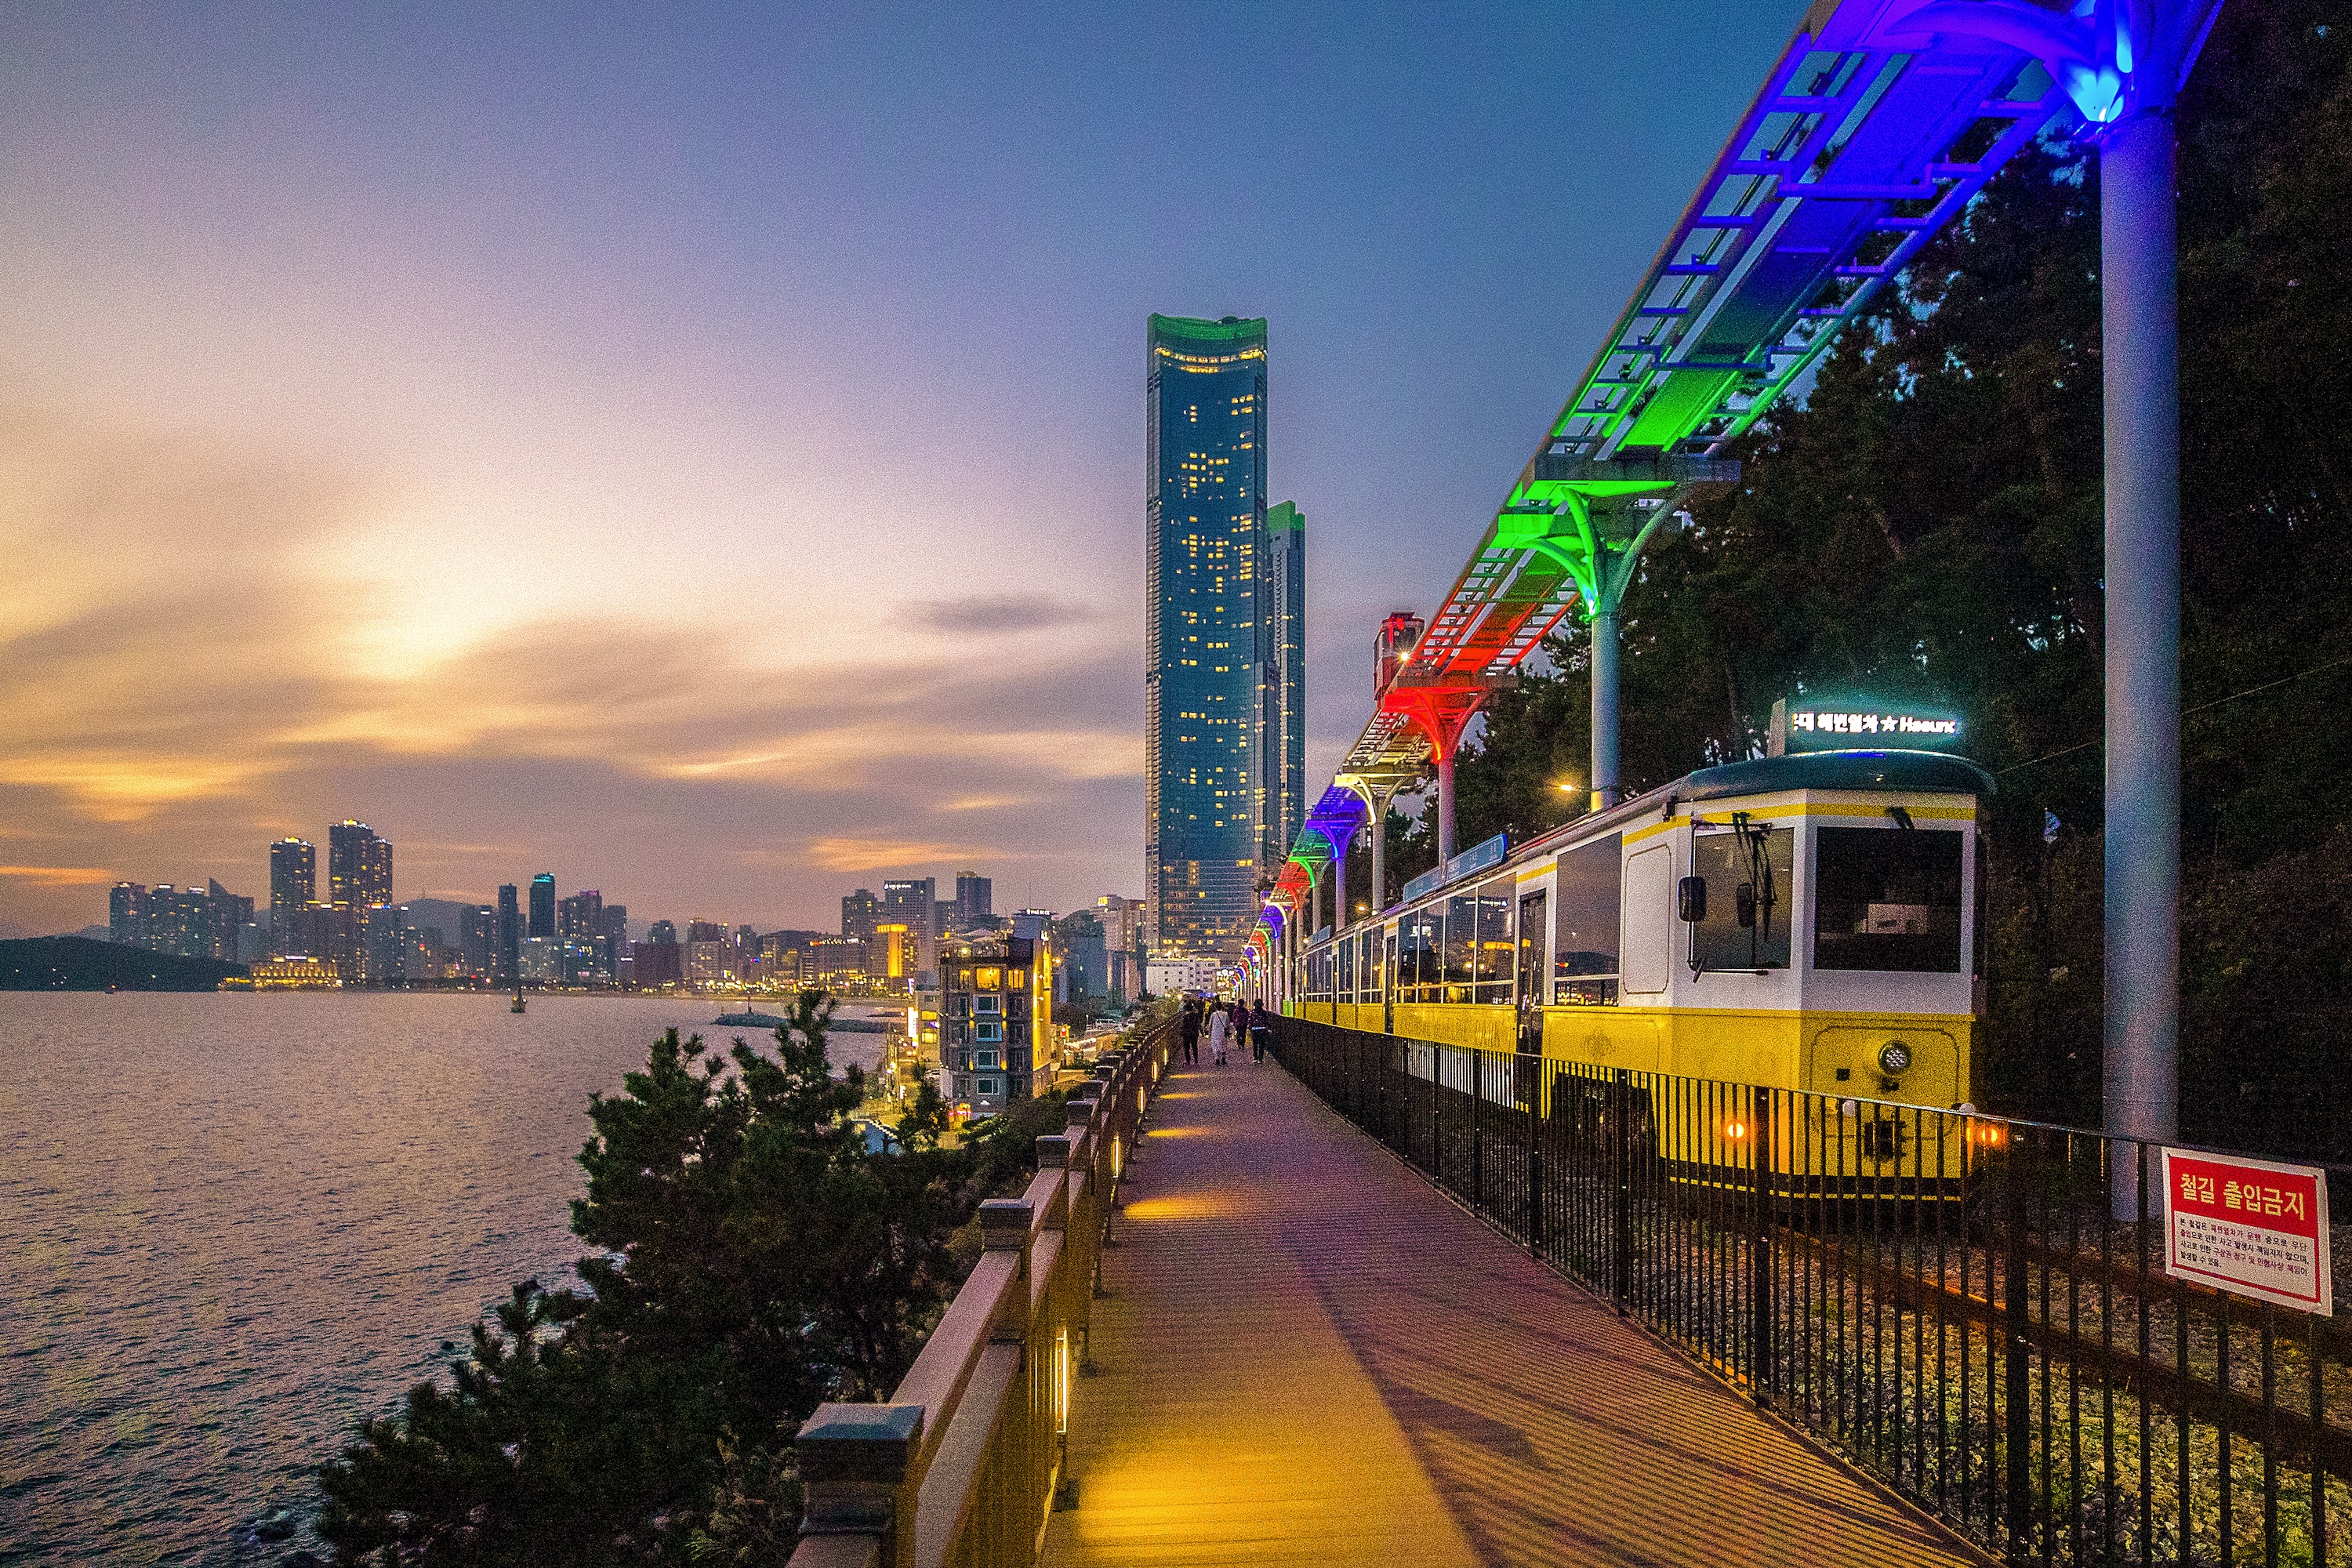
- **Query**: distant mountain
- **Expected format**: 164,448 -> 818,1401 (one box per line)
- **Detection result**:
0,936 -> 246,992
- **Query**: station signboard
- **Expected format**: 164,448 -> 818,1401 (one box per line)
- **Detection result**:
1767,697 -> 1963,756
2160,1147 -> 2334,1314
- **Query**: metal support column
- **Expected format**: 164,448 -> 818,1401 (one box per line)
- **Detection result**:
1436,749 -> 1457,866
1330,837 -> 1348,934
1589,606 -> 1621,811
2102,105 -> 2182,1218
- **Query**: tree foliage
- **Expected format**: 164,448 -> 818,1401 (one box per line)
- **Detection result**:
1410,5 -> 2352,1155
319,993 -> 1064,1563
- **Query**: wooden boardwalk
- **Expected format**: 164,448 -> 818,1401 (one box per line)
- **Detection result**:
1040,1054 -> 1981,1568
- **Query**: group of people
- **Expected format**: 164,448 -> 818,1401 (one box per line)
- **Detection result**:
1177,996 -> 1269,1068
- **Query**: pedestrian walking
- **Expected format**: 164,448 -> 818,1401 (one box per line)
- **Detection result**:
1248,998 -> 1269,1063
1179,997 -> 1201,1066
1207,1000 -> 1231,1066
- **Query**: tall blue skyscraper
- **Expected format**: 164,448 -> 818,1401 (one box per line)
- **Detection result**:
1145,313 -> 1300,960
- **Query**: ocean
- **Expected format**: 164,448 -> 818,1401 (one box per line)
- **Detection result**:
0,992 -> 884,1565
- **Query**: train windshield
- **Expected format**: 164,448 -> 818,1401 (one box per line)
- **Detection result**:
1813,826 -> 1964,972
1691,824 -> 1793,971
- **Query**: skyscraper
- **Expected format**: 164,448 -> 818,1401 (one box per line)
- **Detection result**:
841,888 -> 880,944
528,873 -> 556,940
1145,312 -> 1297,960
953,871 -> 993,931
109,882 -> 147,947
1259,501 -> 1307,872
881,877 -> 938,977
495,884 -> 521,985
269,838 -> 314,955
328,821 -> 391,909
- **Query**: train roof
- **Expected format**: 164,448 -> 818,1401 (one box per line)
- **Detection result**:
1679,749 -> 1995,804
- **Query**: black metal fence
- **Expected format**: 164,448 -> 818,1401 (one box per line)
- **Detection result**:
1269,1015 -> 2352,1568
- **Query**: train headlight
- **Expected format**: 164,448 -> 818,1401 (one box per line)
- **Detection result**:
1878,1040 -> 1912,1076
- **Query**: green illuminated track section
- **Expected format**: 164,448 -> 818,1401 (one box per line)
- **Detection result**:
1268,0 -> 2122,945
1332,0 -> 2074,782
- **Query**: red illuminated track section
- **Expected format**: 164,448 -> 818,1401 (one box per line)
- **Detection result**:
1296,0 -> 2117,855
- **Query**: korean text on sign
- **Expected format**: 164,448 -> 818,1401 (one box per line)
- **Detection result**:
2161,1148 -> 2334,1315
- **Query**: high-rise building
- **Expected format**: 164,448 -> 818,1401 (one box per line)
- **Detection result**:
109,882 -> 148,947
602,906 -> 629,984
1094,894 -> 1146,1002
953,872 -> 993,931
1259,500 -> 1308,871
686,919 -> 727,944
1145,312 -> 1294,960
495,884 -> 521,985
528,874 -> 556,939
328,821 -> 391,910
841,888 -> 880,944
463,905 -> 495,977
881,878 -> 938,978
557,890 -> 604,983
648,919 -> 677,946
268,839 -> 315,955
207,880 -> 255,963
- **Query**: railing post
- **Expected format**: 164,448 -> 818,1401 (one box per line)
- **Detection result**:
1471,1049 -> 1483,1212
1750,1083 -> 1772,1406
1613,1069 -> 1632,1312
1526,1060 -> 1543,1257
794,1403 -> 926,1568
2004,1162 -> 2031,1564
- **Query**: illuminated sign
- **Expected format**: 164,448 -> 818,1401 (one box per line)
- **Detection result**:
2161,1148 -> 2333,1314
1768,697 -> 1963,756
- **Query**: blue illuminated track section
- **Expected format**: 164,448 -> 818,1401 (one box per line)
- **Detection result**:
1257,0 -> 2223,968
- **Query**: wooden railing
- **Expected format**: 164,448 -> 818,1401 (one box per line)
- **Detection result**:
789,1021 -> 1170,1568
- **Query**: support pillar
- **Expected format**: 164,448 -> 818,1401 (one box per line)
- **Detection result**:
1331,841 -> 1348,934
1590,606 -> 1621,812
1436,749 -> 1457,866
2103,107 -> 2181,1215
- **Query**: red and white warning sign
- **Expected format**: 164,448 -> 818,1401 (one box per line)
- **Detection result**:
2161,1148 -> 2334,1315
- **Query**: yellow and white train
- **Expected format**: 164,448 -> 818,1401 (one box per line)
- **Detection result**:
1275,749 -> 1989,1123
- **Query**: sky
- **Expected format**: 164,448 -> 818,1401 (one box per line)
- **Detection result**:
0,1 -> 1802,938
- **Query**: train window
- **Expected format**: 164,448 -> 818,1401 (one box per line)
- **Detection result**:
1517,890 -> 1549,1005
1475,877 -> 1513,1001
1813,825 -> 1964,972
1399,910 -> 1440,1002
1555,834 -> 1623,1004
1443,892 -> 1479,1001
1339,933 -> 1358,1002
1691,824 -> 1794,972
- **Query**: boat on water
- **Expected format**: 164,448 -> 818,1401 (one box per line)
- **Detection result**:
712,1011 -> 788,1029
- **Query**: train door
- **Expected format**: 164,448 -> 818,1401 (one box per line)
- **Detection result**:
1515,889 -> 1548,1054
1382,927 -> 1398,1035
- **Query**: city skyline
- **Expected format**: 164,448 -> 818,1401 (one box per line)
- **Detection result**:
92,813 -> 1123,957
0,3 -> 1804,938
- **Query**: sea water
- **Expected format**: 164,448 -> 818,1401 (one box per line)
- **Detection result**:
0,992 -> 881,1564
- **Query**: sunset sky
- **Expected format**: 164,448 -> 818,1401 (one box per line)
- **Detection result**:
0,2 -> 1798,937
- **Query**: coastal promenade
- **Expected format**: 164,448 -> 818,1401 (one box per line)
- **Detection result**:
1040,1054 -> 1979,1568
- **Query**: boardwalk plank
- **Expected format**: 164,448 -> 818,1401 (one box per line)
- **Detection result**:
1040,1056 -> 1980,1568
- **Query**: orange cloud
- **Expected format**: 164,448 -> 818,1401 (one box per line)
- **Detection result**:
0,865 -> 120,887
806,836 -> 984,874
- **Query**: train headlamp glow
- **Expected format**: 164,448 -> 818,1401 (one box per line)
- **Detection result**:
1878,1041 -> 1912,1076
1722,1118 -> 1748,1142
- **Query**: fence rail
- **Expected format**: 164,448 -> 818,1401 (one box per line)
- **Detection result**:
789,1022 -> 1168,1568
1270,1016 -> 2352,1568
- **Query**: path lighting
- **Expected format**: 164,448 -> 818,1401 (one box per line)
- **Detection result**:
1054,1326 -> 1070,1437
